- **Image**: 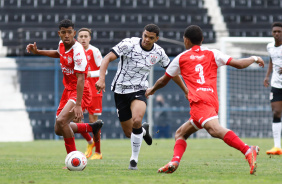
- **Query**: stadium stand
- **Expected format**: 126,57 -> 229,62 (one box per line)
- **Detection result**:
0,0 -> 214,56
0,0 -> 278,140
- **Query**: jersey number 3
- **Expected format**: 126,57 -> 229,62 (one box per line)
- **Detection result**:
195,64 -> 205,84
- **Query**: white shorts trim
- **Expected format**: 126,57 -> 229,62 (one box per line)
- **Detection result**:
201,115 -> 218,127
190,120 -> 200,130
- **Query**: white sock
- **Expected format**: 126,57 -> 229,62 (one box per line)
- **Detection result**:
142,127 -> 146,136
130,132 -> 143,163
272,122 -> 282,148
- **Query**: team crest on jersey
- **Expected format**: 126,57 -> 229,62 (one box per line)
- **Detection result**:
87,55 -> 91,60
67,56 -> 72,64
150,55 -> 157,64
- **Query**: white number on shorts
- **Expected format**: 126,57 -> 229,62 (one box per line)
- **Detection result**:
195,64 -> 205,84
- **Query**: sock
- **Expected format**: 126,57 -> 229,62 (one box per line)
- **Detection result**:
171,139 -> 187,163
64,137 -> 76,154
130,127 -> 143,163
223,130 -> 250,155
81,132 -> 92,142
76,123 -> 93,133
94,130 -> 101,153
272,122 -> 282,148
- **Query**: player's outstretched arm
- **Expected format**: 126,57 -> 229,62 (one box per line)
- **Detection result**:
229,56 -> 264,69
26,42 -> 60,58
95,51 -> 117,92
145,74 -> 171,98
171,75 -> 188,97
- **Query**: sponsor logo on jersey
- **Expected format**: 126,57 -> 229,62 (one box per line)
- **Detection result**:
190,55 -> 205,60
76,53 -> 80,56
87,55 -> 91,60
61,65 -> 74,75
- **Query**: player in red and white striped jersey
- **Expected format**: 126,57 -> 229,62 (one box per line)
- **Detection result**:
146,25 -> 264,175
26,19 -> 103,158
77,28 -> 105,160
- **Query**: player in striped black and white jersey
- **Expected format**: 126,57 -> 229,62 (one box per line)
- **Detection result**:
95,24 -> 188,170
264,22 -> 282,155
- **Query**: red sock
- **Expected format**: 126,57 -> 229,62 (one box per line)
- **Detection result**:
223,131 -> 249,155
64,137 -> 76,154
76,123 -> 93,133
81,133 -> 92,142
94,130 -> 101,153
171,139 -> 187,163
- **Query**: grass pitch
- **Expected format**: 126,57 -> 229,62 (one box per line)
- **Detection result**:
0,138 -> 281,184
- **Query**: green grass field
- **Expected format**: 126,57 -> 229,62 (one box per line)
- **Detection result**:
0,138 -> 281,184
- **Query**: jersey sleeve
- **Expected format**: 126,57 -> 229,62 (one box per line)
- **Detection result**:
73,44 -> 88,73
158,48 -> 171,68
211,49 -> 232,67
57,40 -> 62,54
165,55 -> 181,78
111,38 -> 133,57
92,47 -> 103,67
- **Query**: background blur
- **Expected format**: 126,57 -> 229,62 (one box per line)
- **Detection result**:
0,0 -> 280,141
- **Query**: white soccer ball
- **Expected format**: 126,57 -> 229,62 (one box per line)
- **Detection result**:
65,151 -> 87,171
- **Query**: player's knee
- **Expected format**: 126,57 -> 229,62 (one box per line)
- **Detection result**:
273,112 -> 281,120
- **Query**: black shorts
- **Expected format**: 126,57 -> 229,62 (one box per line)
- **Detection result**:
270,87 -> 282,103
114,90 -> 147,122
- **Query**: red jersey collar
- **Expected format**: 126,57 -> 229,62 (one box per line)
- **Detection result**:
191,45 -> 201,52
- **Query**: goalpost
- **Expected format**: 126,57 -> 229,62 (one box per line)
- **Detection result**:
219,37 -> 274,138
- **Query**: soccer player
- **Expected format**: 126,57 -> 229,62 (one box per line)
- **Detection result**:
76,28 -> 104,160
263,22 -> 282,155
95,24 -> 188,170
145,25 -> 264,175
26,19 -> 103,156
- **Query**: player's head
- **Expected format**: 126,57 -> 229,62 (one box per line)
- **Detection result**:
58,19 -> 76,48
77,28 -> 92,50
183,25 -> 203,49
271,22 -> 282,42
141,24 -> 160,50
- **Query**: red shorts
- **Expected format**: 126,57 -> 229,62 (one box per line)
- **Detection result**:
86,95 -> 103,115
56,88 -> 92,117
189,101 -> 218,130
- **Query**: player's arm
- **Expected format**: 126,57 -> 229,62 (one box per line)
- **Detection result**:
146,74 -> 172,98
26,42 -> 60,58
72,73 -> 84,122
171,75 -> 188,97
264,58 -> 273,87
95,51 -> 117,92
229,56 -> 264,69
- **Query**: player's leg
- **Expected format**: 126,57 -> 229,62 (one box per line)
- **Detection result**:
158,121 -> 197,173
89,114 -> 103,160
55,100 -> 77,154
267,101 -> 282,155
204,119 -> 259,174
128,99 -> 146,170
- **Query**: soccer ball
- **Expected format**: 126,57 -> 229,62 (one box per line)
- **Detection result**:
65,151 -> 87,171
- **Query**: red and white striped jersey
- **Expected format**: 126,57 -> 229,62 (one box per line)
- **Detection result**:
166,45 -> 232,108
57,40 -> 89,90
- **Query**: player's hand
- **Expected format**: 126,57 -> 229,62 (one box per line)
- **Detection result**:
255,56 -> 264,68
70,105 -> 83,122
87,72 -> 91,78
263,77 -> 270,87
26,42 -> 38,54
95,79 -> 105,93
145,87 -> 155,98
